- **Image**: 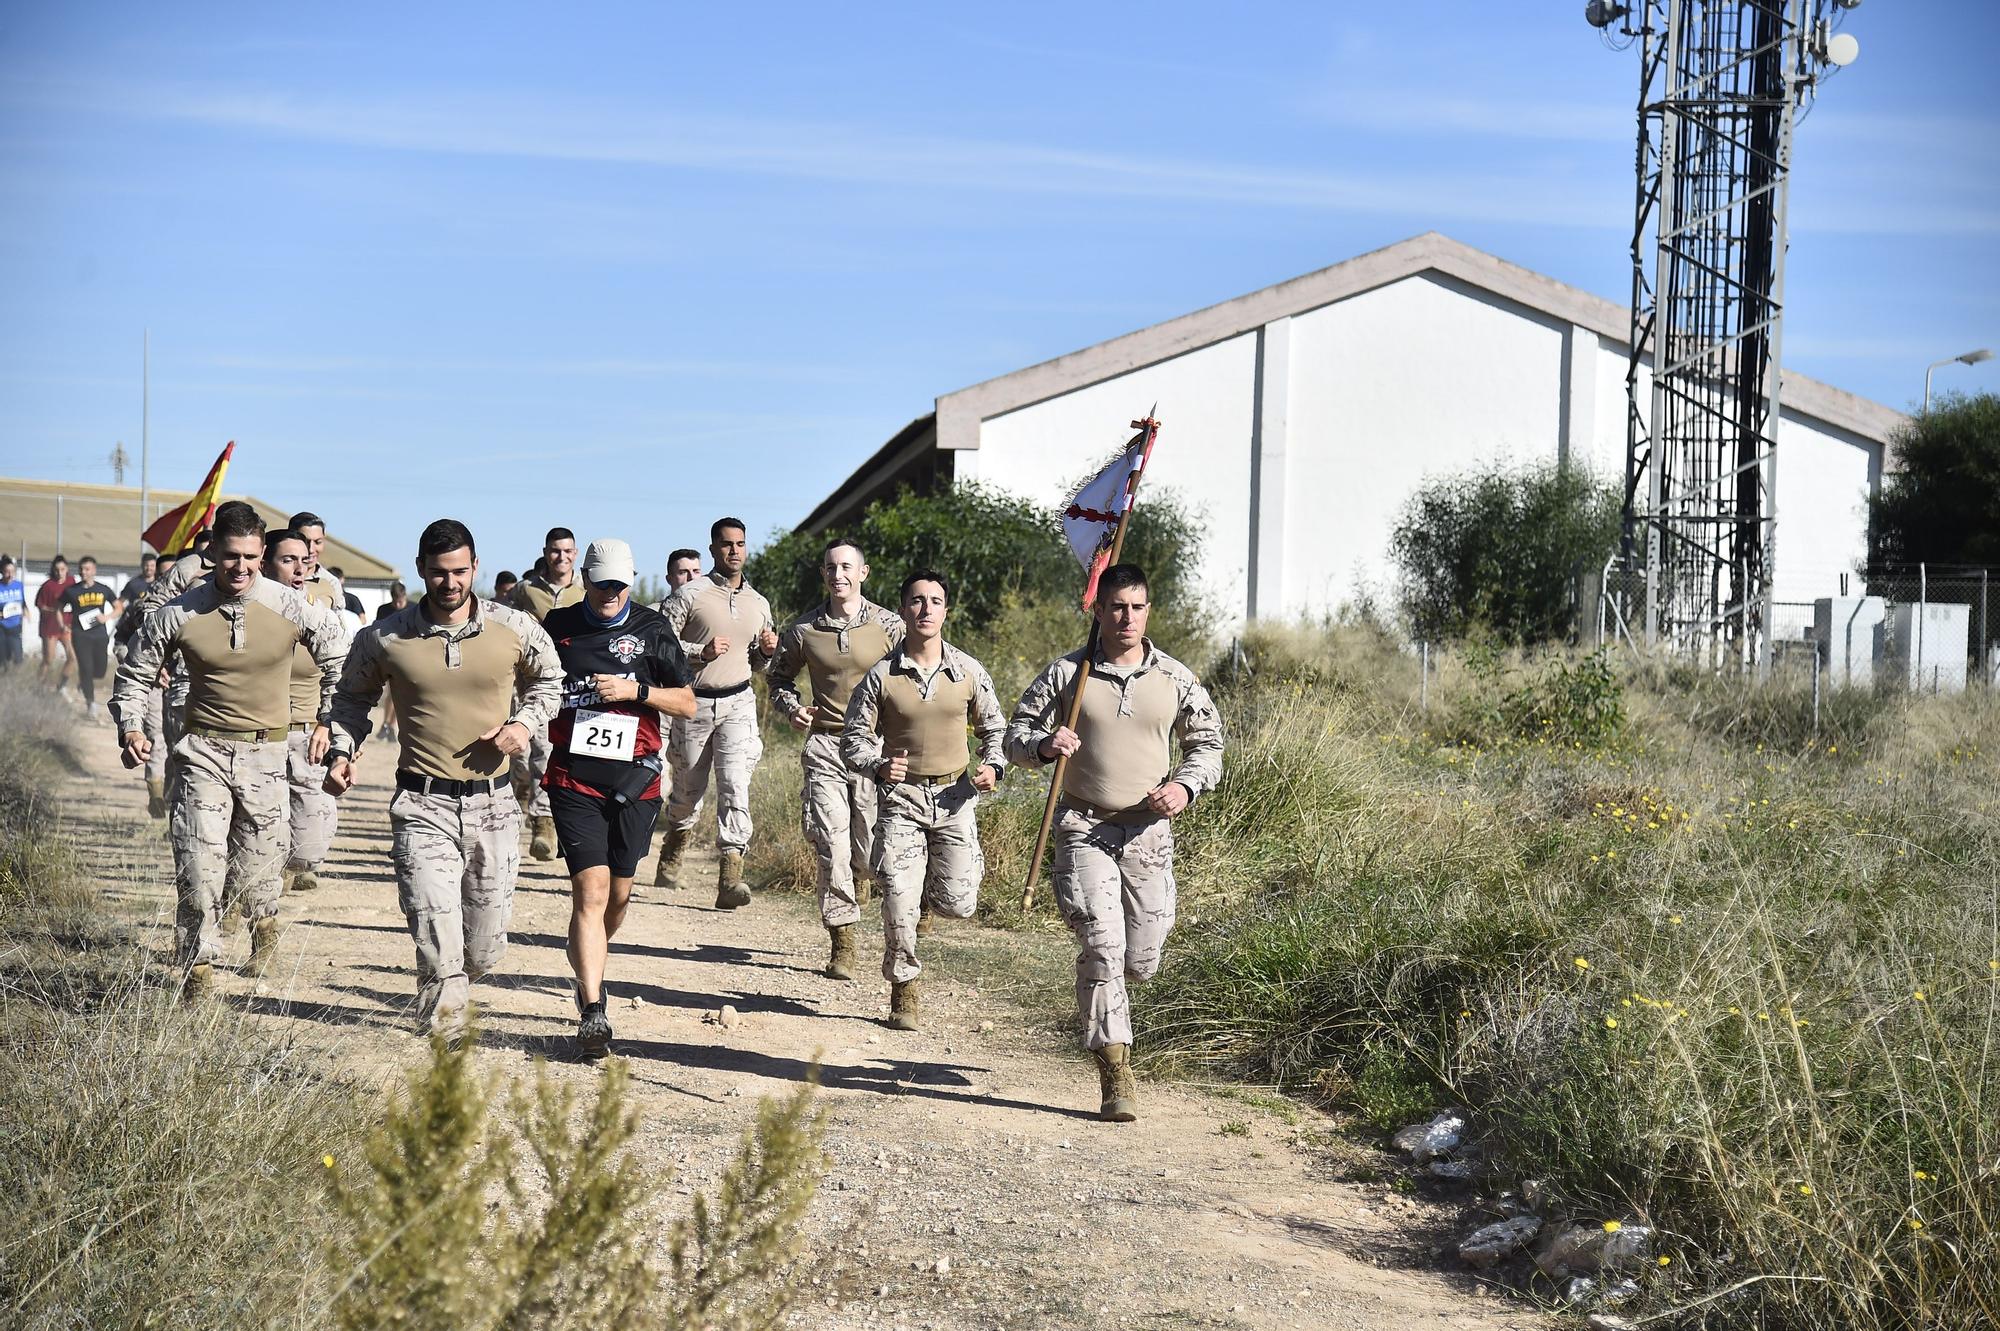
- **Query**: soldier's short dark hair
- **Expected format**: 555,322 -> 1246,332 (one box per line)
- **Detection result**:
710,517 -> 747,544
212,503 -> 266,544
191,529 -> 213,551
899,569 -> 950,603
264,528 -> 305,556
328,565 -> 345,580
287,511 -> 324,533
418,519 -> 477,565
668,548 -> 701,567
543,527 -> 574,549
79,554 -> 97,567
1096,563 -> 1149,601
494,570 -> 518,587
821,536 -> 865,564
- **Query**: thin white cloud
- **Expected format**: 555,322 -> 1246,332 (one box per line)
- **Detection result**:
6,73 -> 1993,238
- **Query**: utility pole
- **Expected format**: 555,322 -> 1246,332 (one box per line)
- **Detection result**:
139,329 -> 150,562
110,441 -> 129,485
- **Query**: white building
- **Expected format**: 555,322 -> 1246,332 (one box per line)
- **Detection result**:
798,233 -> 1907,623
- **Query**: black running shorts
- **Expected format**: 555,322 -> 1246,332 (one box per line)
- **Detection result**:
547,785 -> 661,878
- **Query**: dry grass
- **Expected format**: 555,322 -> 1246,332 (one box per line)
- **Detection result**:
748,620 -> 1998,1329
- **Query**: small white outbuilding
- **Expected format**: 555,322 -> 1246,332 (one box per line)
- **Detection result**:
798,232 -> 1907,624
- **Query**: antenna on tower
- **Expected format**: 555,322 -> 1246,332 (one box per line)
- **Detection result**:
110,441 -> 129,485
1594,1 -> 1861,669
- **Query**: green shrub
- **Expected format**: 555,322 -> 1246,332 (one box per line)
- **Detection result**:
328,1029 -> 828,1331
1390,459 -> 1620,644
747,481 -> 1209,633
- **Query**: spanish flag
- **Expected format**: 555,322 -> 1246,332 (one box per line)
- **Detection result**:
142,441 -> 235,556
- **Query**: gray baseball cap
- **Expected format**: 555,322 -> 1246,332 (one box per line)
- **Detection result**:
581,538 -> 636,585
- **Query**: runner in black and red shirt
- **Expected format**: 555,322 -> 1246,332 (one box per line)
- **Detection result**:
541,537 -> 696,1059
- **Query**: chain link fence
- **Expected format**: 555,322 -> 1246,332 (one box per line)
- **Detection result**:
1592,561 -> 1995,695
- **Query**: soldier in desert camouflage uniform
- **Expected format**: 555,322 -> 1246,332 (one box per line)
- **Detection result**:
842,570 -> 1006,1032
766,537 -> 903,979
261,528 -> 342,895
112,505 -> 348,997
1006,563 -> 1223,1122
325,518 -> 564,1040
655,518 -> 777,909
508,527 -> 585,861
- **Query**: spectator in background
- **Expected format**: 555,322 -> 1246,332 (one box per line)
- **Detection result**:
328,565 -> 366,619
373,579 -> 409,622
0,555 -> 24,668
493,570 -> 519,602
36,555 -> 74,692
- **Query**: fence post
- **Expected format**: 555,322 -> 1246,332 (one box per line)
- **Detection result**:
1917,562 -> 1927,688
1982,568 -> 1990,685
1420,640 -> 1430,715
1812,647 -> 1821,735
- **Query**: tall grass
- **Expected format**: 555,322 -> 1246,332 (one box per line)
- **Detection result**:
748,620 -> 1998,1328
0,678 -> 827,1330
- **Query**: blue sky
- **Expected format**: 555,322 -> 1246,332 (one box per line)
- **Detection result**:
2,2 -> 1994,581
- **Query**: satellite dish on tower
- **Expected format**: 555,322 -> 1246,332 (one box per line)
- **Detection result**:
1825,32 -> 1860,66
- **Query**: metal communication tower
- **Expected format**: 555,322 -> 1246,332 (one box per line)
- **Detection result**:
1593,0 -> 1859,666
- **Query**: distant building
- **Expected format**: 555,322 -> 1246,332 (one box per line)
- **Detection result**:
797,232 -> 1906,623
0,476 -> 399,651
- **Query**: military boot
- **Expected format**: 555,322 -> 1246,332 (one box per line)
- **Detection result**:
715,850 -> 751,910
181,962 -> 215,1003
915,901 -> 936,937
529,815 -> 558,862
1093,1043 -> 1139,1122
825,924 -> 857,981
653,826 -> 688,888
219,897 -> 244,936
145,777 -> 167,819
888,979 -> 920,1031
291,868 -> 319,893
242,918 -> 281,978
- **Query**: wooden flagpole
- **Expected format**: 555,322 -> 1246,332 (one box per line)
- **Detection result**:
1021,416 -> 1156,909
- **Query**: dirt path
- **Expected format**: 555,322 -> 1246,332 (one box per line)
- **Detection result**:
66,722 -> 1537,1331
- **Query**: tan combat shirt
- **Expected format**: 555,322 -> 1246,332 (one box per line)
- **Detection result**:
842,641 -> 1007,781
767,598 -> 903,734
509,568 -> 584,623
111,574 -> 349,738
657,571 -> 775,692
1006,640 -> 1224,814
327,598 -> 564,782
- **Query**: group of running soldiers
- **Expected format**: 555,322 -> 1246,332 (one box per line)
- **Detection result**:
108,503 -> 1223,1122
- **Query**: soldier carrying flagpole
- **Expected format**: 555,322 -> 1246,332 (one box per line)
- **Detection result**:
1006,412 -> 1227,1122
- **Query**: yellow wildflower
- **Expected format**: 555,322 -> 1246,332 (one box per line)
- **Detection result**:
1605,1016 -> 1619,1029
322,1154 -> 336,1169
1602,1220 -> 1622,1233
1574,957 -> 1591,970
1799,1184 -> 1814,1197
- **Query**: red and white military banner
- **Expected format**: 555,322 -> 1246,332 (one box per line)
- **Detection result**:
1060,416 -> 1159,606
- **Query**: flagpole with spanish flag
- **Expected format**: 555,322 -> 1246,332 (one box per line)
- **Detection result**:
1021,411 -> 1160,909
141,441 -> 234,557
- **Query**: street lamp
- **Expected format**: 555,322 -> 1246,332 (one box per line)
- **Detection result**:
1925,347 -> 1993,411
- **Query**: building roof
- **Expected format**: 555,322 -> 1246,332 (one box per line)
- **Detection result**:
798,231 -> 1911,532
0,476 -> 399,581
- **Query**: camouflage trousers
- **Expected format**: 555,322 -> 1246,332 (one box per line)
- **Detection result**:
169,733 -> 288,966
800,731 -> 877,928
389,785 -> 520,1032
667,689 -> 762,853
510,721 -> 554,819
873,777 -> 982,983
285,727 -> 338,872
1051,807 -> 1177,1050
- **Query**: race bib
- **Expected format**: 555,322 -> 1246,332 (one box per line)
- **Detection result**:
569,709 -> 639,763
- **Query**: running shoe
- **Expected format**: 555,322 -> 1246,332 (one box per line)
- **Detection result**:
576,1000 -> 613,1061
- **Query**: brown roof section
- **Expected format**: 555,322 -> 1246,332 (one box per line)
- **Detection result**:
0,476 -> 398,580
